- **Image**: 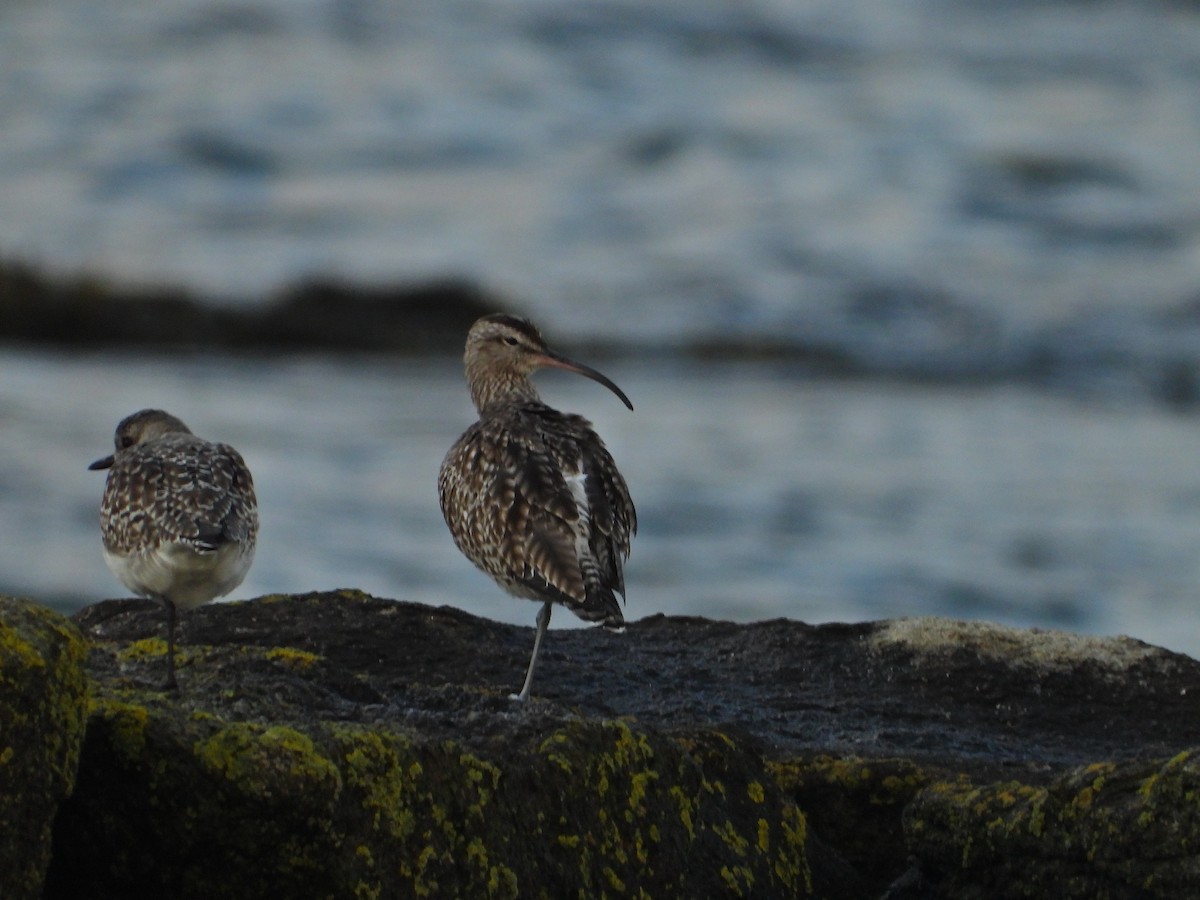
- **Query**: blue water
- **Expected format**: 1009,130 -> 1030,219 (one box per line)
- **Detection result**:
2,0 -> 1200,655
2,0 -> 1199,363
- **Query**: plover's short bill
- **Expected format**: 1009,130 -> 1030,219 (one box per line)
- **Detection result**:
90,408 -> 258,690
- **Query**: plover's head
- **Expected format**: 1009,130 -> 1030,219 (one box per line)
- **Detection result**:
88,408 -> 193,471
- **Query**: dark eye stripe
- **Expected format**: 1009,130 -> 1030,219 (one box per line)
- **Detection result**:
483,313 -> 542,343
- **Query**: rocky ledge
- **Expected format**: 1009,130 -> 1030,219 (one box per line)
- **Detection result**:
4,592 -> 1200,898
0,260 -> 496,352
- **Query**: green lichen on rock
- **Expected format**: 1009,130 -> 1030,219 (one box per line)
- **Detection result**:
519,721 -> 813,898
331,726 -> 518,899
48,693 -> 350,899
195,722 -> 344,805
60,595 -> 1200,899
48,695 -> 818,899
265,646 -> 323,669
0,596 -> 89,900
905,750 -> 1200,898
328,719 -> 816,898
115,636 -> 167,663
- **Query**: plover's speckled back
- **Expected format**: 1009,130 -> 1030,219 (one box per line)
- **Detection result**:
89,408 -> 258,689
438,314 -> 636,702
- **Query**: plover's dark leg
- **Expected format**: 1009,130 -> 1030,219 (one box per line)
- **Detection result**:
163,599 -> 179,691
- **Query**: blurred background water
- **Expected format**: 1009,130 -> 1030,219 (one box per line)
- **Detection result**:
3,0 -> 1200,655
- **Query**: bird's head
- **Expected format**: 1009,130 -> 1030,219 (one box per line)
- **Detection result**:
464,314 -> 633,413
89,409 -> 193,471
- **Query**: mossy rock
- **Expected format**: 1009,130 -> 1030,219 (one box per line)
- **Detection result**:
0,597 -> 89,900
47,694 -> 831,899
59,593 -> 1200,898
905,750 -> 1200,898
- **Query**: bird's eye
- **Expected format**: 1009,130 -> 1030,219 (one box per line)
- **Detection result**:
119,435 -> 136,449
502,336 -> 520,346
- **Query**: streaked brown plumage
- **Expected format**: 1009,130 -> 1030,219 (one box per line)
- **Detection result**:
89,409 -> 258,690
438,313 -> 636,702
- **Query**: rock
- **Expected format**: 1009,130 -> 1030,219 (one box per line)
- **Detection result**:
0,597 -> 89,900
42,593 -> 1200,898
0,259 -> 494,352
903,751 -> 1200,899
49,594 -> 846,899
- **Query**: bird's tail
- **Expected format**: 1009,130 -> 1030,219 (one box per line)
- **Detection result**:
574,586 -> 624,630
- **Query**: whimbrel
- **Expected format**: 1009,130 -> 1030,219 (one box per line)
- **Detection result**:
438,314 -> 637,702
89,409 -> 258,690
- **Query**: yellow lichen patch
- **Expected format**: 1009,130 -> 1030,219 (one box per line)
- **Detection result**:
266,646 -> 323,670
116,637 -> 167,662
539,720 -> 668,879
1070,768 -> 1113,816
337,728 -> 418,839
194,722 -> 343,804
90,696 -> 151,760
670,784 -> 696,838
1071,779 -> 1103,813
1027,796 -> 1046,838
250,593 -> 294,605
1139,750 -> 1192,800
747,780 -> 765,803
538,720 -> 783,894
0,598 -> 90,896
329,725 -> 519,900
716,819 -> 750,857
905,751 -> 1200,897
539,732 -> 575,775
757,818 -> 770,852
0,623 -> 46,670
603,866 -> 626,892
459,752 -> 502,824
720,864 -> 754,896
775,804 -> 813,893
466,838 -> 488,869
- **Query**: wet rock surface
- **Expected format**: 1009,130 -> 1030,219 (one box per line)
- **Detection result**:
33,592 -> 1200,898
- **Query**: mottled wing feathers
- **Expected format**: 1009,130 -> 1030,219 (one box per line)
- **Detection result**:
569,411 -> 636,596
439,403 -> 634,626
100,434 -> 258,557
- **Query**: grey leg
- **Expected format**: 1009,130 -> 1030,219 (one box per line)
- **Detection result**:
512,601 -> 553,703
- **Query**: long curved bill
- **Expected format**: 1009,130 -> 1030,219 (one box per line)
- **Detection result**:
540,351 -> 634,411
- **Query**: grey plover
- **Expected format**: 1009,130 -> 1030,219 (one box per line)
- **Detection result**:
438,314 -> 636,702
89,409 -> 258,689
